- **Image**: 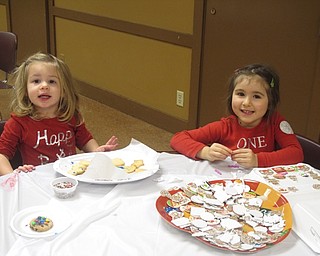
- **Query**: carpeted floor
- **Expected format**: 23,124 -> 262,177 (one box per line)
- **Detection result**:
79,95 -> 174,151
0,90 -> 174,151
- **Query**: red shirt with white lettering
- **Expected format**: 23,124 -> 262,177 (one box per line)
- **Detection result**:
0,114 -> 93,166
170,112 -> 303,167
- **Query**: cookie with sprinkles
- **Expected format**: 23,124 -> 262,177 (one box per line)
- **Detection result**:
29,216 -> 53,232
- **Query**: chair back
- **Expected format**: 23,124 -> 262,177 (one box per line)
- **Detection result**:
0,31 -> 18,89
0,120 -> 22,169
297,134 -> 320,169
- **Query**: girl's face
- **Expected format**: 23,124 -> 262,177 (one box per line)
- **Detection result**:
232,75 -> 269,128
27,62 -> 61,118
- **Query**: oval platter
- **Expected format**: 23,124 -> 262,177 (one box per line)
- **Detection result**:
156,179 -> 292,253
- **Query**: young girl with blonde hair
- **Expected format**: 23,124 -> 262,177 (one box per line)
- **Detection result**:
0,52 -> 118,175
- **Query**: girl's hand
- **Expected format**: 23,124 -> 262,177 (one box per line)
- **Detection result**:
16,165 -> 35,173
96,136 -> 119,152
231,148 -> 258,168
197,143 -> 232,162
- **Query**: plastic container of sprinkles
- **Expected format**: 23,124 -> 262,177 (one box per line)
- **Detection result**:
51,177 -> 78,199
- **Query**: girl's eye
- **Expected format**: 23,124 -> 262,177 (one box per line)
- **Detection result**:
236,92 -> 245,96
253,94 -> 262,99
33,79 -> 41,84
49,80 -> 57,84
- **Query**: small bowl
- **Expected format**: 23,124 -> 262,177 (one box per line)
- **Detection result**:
51,177 -> 78,199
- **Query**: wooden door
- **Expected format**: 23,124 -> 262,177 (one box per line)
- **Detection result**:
10,0 -> 48,63
199,0 -> 320,142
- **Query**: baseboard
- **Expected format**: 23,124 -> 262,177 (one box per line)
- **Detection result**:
76,80 -> 196,133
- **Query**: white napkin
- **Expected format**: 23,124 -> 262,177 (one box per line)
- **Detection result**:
1,169 -> 53,256
0,175 -> 19,256
6,187 -> 121,256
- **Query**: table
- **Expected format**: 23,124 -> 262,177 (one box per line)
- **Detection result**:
1,140 -> 319,256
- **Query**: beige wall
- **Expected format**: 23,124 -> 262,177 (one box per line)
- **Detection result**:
54,0 -> 194,34
55,18 -> 191,120
0,1 -> 201,131
50,0 -> 201,128
0,5 -> 7,31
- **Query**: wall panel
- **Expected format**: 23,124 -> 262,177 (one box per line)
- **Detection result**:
0,5 -> 8,31
54,0 -> 194,34
55,18 -> 191,120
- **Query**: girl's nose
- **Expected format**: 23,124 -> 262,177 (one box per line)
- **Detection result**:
242,97 -> 251,106
40,81 -> 49,89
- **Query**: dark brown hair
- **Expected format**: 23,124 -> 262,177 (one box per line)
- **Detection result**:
226,64 -> 280,121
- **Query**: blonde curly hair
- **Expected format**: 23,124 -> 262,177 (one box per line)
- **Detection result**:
11,52 -> 82,124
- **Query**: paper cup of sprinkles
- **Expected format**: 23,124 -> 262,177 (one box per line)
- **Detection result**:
51,177 -> 78,199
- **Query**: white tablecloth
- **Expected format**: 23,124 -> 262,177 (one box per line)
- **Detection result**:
1,141 -> 319,256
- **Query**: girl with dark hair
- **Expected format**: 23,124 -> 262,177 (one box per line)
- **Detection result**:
170,64 -> 303,168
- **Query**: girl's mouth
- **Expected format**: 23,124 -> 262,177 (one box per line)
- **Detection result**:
241,109 -> 254,115
38,95 -> 51,99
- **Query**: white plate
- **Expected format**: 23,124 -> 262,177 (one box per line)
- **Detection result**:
10,206 -> 72,238
53,150 -> 159,184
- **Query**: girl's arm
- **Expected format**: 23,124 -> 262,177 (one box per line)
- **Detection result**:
170,120 -> 226,160
0,154 -> 14,175
82,136 -> 118,153
257,117 -> 303,167
0,154 -> 35,176
257,137 -> 303,167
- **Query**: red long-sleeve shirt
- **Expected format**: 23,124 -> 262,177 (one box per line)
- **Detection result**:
0,115 -> 93,166
170,112 -> 303,167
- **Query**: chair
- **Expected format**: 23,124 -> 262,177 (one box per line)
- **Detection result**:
296,134 -> 320,169
0,31 -> 18,89
0,120 -> 22,169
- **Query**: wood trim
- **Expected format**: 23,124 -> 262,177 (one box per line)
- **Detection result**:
190,0 -> 204,128
50,5 -> 193,49
43,0 -> 50,52
48,0 -> 56,53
